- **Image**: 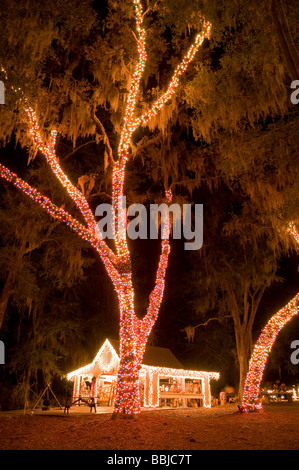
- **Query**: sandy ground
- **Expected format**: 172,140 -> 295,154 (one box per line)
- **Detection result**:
0,402 -> 299,451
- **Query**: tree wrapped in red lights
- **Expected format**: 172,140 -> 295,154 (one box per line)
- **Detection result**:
240,223 -> 299,412
0,0 -> 210,416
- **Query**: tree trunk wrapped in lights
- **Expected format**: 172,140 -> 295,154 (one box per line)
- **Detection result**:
0,0 -> 211,416
240,223 -> 299,412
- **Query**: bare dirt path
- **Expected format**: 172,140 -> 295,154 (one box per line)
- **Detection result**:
0,403 -> 299,450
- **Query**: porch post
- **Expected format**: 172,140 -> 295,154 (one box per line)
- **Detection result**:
203,377 -> 211,407
182,377 -> 186,407
152,371 -> 159,407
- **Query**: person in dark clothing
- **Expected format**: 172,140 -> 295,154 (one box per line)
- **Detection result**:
64,394 -> 73,414
89,396 -> 97,413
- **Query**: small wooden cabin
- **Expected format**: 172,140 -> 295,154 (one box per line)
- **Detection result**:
67,338 -> 219,408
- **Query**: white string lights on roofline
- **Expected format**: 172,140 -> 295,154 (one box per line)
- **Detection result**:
140,365 -> 219,408
67,340 -> 119,380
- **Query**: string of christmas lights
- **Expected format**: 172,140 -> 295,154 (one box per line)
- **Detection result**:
117,0 -> 147,159
240,224 -> 299,412
25,105 -> 98,234
0,163 -> 123,294
110,0 -> 210,416
141,366 -> 219,409
109,3 -> 143,409
67,337 -> 220,408
139,23 -> 211,128
67,339 -> 119,379
288,222 -> 299,245
0,0 -> 211,416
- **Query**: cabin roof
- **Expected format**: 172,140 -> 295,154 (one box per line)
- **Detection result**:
107,339 -> 184,369
67,338 -> 219,381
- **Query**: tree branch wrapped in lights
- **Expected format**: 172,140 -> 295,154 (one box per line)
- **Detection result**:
240,223 -> 299,412
0,0 -> 211,416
